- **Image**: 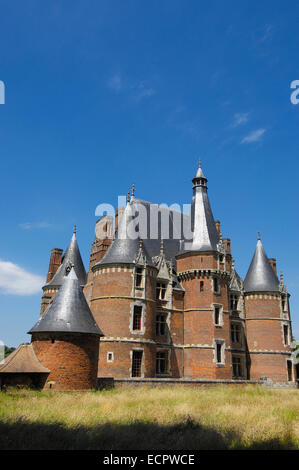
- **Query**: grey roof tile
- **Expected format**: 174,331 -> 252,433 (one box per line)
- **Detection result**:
244,239 -> 279,293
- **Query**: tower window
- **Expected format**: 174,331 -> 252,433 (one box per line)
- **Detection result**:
200,281 -> 204,292
131,350 -> 143,377
216,343 -> 222,363
282,298 -> 287,312
156,351 -> 169,374
133,305 -> 142,330
107,352 -> 114,363
231,323 -> 242,343
156,282 -> 167,300
156,314 -> 167,336
287,360 -> 293,381
135,267 -> 143,287
283,325 -> 289,345
213,278 -> 220,294
213,305 -> 222,326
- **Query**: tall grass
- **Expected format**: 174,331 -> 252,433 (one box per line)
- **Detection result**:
0,385 -> 298,450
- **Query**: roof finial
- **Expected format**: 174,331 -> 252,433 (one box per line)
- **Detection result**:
132,183 -> 135,198
127,190 -> 131,204
160,239 -> 164,254
280,272 -> 284,284
139,239 -> 143,249
198,158 -> 202,168
73,224 -> 77,234
257,232 -> 261,241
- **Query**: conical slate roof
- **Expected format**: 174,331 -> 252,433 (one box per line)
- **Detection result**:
184,161 -> 219,252
244,239 -> 279,293
46,229 -> 87,287
29,267 -> 103,336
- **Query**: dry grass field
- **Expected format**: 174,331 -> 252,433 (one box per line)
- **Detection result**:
0,385 -> 298,450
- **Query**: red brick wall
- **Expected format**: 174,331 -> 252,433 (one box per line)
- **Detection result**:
31,333 -> 99,390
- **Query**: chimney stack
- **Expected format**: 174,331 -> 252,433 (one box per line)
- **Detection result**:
46,248 -> 63,283
269,258 -> 277,276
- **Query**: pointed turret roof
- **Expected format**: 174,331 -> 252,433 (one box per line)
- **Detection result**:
244,237 -> 279,293
97,200 -> 154,266
185,160 -> 219,252
45,226 -> 87,287
29,267 -> 103,336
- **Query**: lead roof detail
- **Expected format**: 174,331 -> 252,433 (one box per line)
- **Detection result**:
29,267 -> 103,336
244,238 -> 279,293
45,228 -> 87,287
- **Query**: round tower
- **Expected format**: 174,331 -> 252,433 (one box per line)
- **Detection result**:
244,236 -> 295,383
176,161 -> 233,380
90,197 -> 158,379
29,267 -> 103,390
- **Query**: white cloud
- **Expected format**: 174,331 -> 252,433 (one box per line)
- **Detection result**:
107,74 -> 155,101
231,112 -> 249,127
0,260 -> 44,295
241,128 -> 266,144
19,222 -> 51,230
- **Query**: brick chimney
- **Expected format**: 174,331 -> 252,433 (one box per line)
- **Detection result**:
269,258 -> 277,275
46,248 -> 63,283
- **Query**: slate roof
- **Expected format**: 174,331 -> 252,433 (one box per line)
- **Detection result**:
45,230 -> 87,287
29,267 -> 103,336
244,239 -> 279,293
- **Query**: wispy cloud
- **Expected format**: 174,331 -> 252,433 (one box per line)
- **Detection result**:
107,73 -> 123,92
231,112 -> 249,127
107,73 -> 155,101
19,222 -> 52,230
0,260 -> 43,295
241,128 -> 266,144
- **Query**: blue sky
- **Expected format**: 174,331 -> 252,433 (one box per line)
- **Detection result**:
0,0 -> 299,346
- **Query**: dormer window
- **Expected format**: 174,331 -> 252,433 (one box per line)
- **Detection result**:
135,267 -> 143,288
230,295 -> 238,311
156,282 -> 167,300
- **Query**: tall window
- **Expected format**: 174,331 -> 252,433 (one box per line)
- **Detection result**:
283,325 -> 289,345
231,323 -> 242,343
282,297 -> 287,312
131,350 -> 143,377
135,267 -> 143,287
232,355 -> 243,378
287,360 -> 293,381
156,351 -> 168,374
216,343 -> 223,363
156,282 -> 167,300
214,305 -> 222,326
156,314 -> 167,336
200,281 -> 204,292
133,305 -> 142,330
213,277 -> 220,294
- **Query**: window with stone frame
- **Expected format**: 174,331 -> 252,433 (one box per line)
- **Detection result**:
232,355 -> 244,378
282,296 -> 287,312
283,324 -> 290,345
215,340 -> 225,364
156,350 -> 169,374
135,267 -> 144,288
156,313 -> 167,336
231,322 -> 242,344
213,277 -> 221,294
213,304 -> 223,326
156,282 -> 167,300
133,305 -> 142,330
131,350 -> 143,377
107,352 -> 114,363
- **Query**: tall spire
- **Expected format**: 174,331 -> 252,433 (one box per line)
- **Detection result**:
29,267 -> 103,336
45,227 -> 87,287
188,160 -> 219,252
244,238 -> 279,293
